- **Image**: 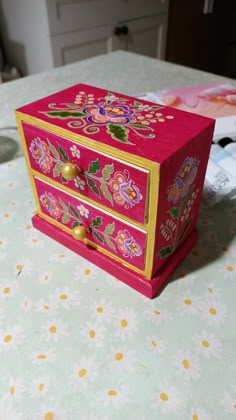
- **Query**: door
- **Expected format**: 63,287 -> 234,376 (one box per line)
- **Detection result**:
166,0 -> 236,77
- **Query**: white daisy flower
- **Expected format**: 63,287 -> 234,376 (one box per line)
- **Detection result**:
13,257 -> 33,276
114,308 -> 138,340
0,237 -> 10,250
96,384 -> 131,409
41,319 -> 69,342
146,335 -> 166,354
70,145 -> 80,159
0,208 -> 17,223
8,378 -> 25,401
77,204 -> 89,218
29,349 -> 56,365
144,304 -> 172,324
0,326 -> 24,351
108,346 -> 136,372
20,297 -> 33,312
173,351 -> 201,381
221,387 -> 236,414
73,261 -> 97,283
50,250 -> 76,264
2,179 -> 19,190
37,272 -> 52,285
205,283 -> 221,298
28,377 -> 50,399
193,330 -> 223,359
105,94 -> 118,102
217,261 -> 235,280
18,223 -> 33,234
81,321 -> 106,348
200,297 -> 227,327
74,176 -> 86,190
24,232 -> 45,249
70,355 -> 98,388
190,407 -> 212,419
151,380 -> 181,414
0,394 -> 23,420
33,403 -> 66,420
175,290 -> 201,316
0,279 -> 19,301
34,299 -> 59,316
89,298 -> 115,323
50,287 -> 81,310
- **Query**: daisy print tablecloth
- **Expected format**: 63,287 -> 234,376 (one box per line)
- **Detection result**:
0,156 -> 236,420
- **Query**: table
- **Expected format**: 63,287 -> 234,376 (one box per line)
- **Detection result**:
0,51 -> 236,419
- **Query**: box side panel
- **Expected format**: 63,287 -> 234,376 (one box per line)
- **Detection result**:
152,122 -> 214,276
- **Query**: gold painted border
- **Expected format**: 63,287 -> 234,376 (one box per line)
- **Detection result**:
16,113 -> 160,279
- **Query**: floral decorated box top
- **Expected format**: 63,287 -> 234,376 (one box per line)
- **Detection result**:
17,84 -> 215,163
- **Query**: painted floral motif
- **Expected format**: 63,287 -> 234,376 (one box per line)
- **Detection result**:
109,170 -> 142,208
159,157 -> 200,259
30,137 -> 143,211
39,191 -> 142,259
40,192 -> 62,219
29,137 -> 53,172
40,90 -> 174,145
116,230 -> 142,258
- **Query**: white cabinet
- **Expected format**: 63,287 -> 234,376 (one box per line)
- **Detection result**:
0,0 -> 168,75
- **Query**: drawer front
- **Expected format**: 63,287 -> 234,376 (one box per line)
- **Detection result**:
34,177 -> 146,271
23,122 -> 149,224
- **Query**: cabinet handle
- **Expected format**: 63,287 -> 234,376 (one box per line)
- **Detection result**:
114,25 -> 129,36
61,162 -> 80,180
72,225 -> 88,241
121,25 -> 129,35
114,26 -> 122,36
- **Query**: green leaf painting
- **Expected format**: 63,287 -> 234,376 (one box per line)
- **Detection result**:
48,141 -> 60,160
159,246 -> 173,258
87,178 -> 100,197
93,231 -> 104,245
58,145 -> 69,162
104,222 -> 115,235
87,159 -> 100,174
100,182 -> 113,205
92,217 -> 102,228
168,207 -> 179,219
43,111 -> 86,119
53,163 -> 61,178
107,124 -> 130,144
69,205 -> 81,221
104,235 -> 116,252
178,218 -> 192,243
62,213 -> 70,224
102,164 -> 114,180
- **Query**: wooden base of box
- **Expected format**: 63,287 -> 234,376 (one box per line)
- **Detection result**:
32,215 -> 198,299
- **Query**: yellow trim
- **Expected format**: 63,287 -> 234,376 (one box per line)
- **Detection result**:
15,112 -> 156,171
144,162 -> 160,277
34,210 -> 147,276
31,169 -> 148,231
15,113 -> 158,279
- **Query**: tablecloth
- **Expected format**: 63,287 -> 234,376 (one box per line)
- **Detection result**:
0,154 -> 236,419
1,51 -> 236,420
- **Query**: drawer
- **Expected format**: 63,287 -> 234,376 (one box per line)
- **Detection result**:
23,122 -> 149,225
46,0 -> 168,36
34,177 -> 147,271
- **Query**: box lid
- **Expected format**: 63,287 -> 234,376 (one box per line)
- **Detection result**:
16,83 -> 215,163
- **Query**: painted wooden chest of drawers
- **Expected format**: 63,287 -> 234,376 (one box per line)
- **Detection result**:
15,84 -> 215,298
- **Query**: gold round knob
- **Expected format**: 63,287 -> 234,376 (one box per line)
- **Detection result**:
72,225 -> 88,241
61,162 -> 80,180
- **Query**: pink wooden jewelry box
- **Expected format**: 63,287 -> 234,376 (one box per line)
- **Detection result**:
15,84 -> 215,298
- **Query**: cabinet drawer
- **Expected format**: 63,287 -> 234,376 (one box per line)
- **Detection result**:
34,177 -> 146,271
23,122 -> 149,225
